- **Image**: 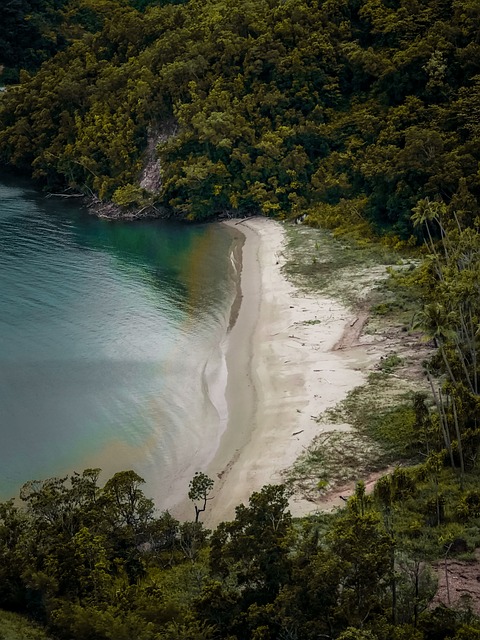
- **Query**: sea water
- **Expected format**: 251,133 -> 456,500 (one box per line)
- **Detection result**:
0,175 -> 236,510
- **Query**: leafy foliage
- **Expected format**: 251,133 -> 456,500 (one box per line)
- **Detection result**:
2,470 -> 480,638
2,1 -> 480,638
188,472 -> 214,523
0,0 -> 478,227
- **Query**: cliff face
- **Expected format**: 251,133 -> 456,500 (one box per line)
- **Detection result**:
88,121 -> 178,220
139,122 -> 177,195
139,131 -> 163,195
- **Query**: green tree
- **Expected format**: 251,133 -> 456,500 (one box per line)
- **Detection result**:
329,494 -> 392,627
201,485 -> 293,637
188,472 -> 214,524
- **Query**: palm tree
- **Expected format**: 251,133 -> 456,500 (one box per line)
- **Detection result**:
411,198 -> 446,255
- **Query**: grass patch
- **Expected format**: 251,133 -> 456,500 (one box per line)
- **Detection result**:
368,267 -> 423,328
0,610 -> 52,640
284,429 -> 385,501
378,352 -> 403,373
327,374 -> 418,460
281,224 -> 422,332
280,223 -> 428,503
282,223 -> 404,307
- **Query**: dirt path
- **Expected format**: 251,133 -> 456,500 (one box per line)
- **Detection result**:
432,549 -> 480,614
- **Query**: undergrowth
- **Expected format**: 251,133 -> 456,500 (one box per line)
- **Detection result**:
282,223 -> 415,308
326,370 -> 419,460
0,610 -> 52,640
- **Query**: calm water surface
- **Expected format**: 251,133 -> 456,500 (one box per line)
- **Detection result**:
0,176 -> 236,508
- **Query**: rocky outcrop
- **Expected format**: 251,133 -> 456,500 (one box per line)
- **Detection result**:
139,120 -> 177,195
88,120 -> 177,220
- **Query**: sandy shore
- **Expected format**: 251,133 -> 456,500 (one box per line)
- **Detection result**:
201,217 -> 367,526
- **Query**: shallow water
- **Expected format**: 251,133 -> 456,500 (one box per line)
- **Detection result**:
0,175 -> 235,508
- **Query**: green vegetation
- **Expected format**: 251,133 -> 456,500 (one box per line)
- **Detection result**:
328,375 -> 417,459
0,0 -> 69,83
0,0 -> 479,229
0,610 -> 53,640
2,0 -> 480,638
282,223 -> 401,305
3,468 -> 480,639
284,429 -> 383,499
188,471 -> 214,523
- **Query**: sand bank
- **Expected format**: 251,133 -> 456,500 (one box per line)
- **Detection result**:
203,217 -> 368,526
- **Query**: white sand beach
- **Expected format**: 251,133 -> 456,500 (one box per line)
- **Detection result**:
200,217 -> 368,526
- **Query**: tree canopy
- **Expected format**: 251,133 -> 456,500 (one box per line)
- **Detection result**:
2,471 -> 480,639
0,0 -> 478,230
2,2 -> 480,636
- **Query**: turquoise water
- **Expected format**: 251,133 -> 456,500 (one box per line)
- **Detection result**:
0,176 -> 236,509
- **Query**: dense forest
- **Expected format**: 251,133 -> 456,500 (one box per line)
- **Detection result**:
2,0 -> 480,638
2,464 -> 480,640
0,0 -> 479,231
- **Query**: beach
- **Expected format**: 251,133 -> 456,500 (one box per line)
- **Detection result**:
198,217 -> 368,526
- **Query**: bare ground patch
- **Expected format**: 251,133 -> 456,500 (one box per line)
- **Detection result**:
432,549 -> 480,615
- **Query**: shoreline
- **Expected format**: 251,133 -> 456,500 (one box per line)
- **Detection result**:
201,217 -> 368,526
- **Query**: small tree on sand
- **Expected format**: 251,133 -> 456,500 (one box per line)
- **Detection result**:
188,472 -> 214,523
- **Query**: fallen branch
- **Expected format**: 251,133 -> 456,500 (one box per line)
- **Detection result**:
46,192 -> 84,198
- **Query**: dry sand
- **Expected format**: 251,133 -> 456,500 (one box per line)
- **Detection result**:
202,217 -> 370,526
